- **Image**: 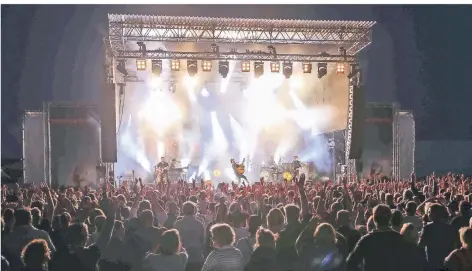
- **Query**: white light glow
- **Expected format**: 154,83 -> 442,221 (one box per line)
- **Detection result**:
290,76 -> 302,90
184,75 -> 197,89
225,167 -> 236,180
201,88 -> 210,97
150,77 -> 162,90
157,141 -> 165,159
210,111 -> 228,153
139,91 -> 182,135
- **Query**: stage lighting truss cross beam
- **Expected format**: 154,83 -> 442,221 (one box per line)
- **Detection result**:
115,49 -> 357,63
108,14 -> 376,56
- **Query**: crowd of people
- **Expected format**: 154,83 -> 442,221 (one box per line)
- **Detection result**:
2,172 -> 472,271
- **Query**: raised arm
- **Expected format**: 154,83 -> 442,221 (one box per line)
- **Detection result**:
297,174 -> 309,218
95,188 -> 117,253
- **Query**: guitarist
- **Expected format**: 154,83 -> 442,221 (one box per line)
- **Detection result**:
156,157 -> 170,183
291,156 -> 304,179
230,158 -> 248,186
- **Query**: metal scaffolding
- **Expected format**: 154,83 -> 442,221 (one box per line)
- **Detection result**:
116,49 -> 356,63
108,14 -> 375,56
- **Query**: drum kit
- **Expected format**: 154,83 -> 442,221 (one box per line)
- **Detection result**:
259,164 -> 283,183
259,161 -> 311,183
167,165 -> 189,183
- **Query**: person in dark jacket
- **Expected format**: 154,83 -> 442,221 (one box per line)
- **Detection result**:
298,223 -> 345,271
245,228 -> 280,271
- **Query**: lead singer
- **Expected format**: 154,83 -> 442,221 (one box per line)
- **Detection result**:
230,158 -> 248,186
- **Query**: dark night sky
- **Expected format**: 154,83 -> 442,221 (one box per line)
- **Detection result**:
2,5 -> 472,159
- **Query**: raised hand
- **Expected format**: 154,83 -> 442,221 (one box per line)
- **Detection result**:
40,182 -> 50,194
297,173 -> 306,189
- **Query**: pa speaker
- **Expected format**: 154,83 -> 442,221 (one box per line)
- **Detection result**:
348,85 -> 365,159
100,82 -> 117,162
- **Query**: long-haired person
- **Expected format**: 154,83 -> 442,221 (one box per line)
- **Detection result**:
266,208 -> 284,234
21,239 -> 51,271
444,227 -> 472,271
244,228 -> 280,271
236,215 -> 261,265
400,223 -> 427,271
202,223 -> 244,271
139,229 -> 188,271
298,223 -> 345,271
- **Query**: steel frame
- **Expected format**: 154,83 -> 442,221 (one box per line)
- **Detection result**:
108,14 -> 375,55
396,110 -> 415,180
364,102 -> 398,180
115,50 -> 356,63
22,110 -> 46,185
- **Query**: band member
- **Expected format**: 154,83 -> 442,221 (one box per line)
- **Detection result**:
292,156 -> 303,178
230,158 -> 248,186
170,159 -> 177,169
156,157 -> 170,183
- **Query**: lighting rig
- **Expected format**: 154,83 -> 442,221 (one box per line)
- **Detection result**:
120,43 -> 358,80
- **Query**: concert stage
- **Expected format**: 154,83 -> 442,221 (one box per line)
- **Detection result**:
104,14 -> 375,184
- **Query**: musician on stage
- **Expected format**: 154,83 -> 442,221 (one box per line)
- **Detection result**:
230,158 -> 248,186
291,155 -> 303,178
156,157 -> 170,183
170,158 -> 177,169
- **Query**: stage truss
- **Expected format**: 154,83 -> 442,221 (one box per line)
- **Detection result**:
108,14 -> 375,54
106,14 -> 375,181
106,14 -> 375,83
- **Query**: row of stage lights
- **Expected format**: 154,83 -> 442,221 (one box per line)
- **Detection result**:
120,59 -> 357,80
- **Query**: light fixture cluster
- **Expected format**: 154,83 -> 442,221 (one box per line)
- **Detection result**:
132,58 -> 353,80
126,42 -> 356,80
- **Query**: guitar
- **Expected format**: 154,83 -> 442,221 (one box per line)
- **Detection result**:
155,164 -> 170,182
231,158 -> 245,175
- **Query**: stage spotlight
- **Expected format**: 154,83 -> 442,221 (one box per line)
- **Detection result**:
202,60 -> 212,72
219,61 -> 229,78
336,63 -> 345,74
270,61 -> 280,73
187,60 -> 198,76
171,59 -> 180,71
116,60 -> 128,76
302,62 -> 312,73
254,62 -> 264,78
151,59 -> 162,77
241,61 -> 250,72
136,59 -> 146,71
317,63 -> 327,78
283,62 -> 293,78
